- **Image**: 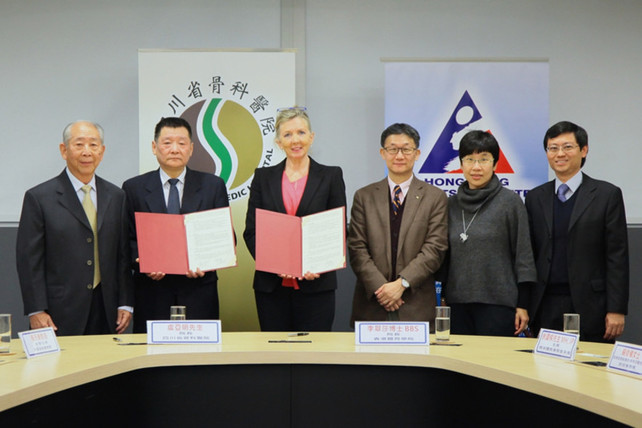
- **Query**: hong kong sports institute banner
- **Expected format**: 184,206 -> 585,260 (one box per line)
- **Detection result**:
139,50 -> 295,330
385,60 -> 549,198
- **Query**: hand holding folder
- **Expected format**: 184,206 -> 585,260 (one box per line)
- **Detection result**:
255,207 -> 346,277
135,207 -> 237,275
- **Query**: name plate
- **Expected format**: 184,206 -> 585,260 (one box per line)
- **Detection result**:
18,327 -> 60,358
355,322 -> 429,345
147,320 -> 221,344
608,341 -> 642,376
534,328 -> 578,361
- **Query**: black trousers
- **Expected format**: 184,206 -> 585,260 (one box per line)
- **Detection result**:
532,294 -> 610,343
532,294 -> 574,334
254,288 -> 335,332
133,276 -> 219,333
450,303 -> 516,337
84,284 -> 111,335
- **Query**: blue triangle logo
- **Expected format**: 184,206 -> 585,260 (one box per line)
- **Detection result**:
419,91 -> 482,174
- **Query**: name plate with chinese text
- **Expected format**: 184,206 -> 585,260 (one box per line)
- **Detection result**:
19,327 -> 60,358
355,322 -> 429,345
147,320 -> 221,344
534,329 -> 578,361
608,341 -> 642,377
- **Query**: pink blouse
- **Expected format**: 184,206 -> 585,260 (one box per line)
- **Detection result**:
281,171 -> 308,288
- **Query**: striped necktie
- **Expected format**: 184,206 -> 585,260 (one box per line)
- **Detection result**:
392,185 -> 402,215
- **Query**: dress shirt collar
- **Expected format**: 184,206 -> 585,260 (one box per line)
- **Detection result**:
387,175 -> 413,205
65,167 -> 96,192
555,171 -> 583,197
159,167 -> 186,185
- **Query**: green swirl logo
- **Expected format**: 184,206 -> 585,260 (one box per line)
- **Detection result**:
183,99 -> 269,201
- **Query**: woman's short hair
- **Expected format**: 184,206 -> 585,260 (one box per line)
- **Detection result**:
275,107 -> 311,142
458,130 -> 500,166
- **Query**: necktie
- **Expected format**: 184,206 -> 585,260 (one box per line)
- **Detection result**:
81,185 -> 100,288
392,185 -> 402,215
557,183 -> 569,202
167,178 -> 181,214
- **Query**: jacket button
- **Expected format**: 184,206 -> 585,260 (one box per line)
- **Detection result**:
87,284 -> 93,290
87,260 -> 93,266
87,237 -> 93,243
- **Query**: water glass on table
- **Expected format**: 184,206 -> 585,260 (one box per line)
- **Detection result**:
0,314 -> 11,353
563,313 -> 580,337
170,306 -> 187,321
435,306 -> 451,342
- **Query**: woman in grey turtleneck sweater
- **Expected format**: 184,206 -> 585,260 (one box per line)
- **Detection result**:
443,131 -> 537,337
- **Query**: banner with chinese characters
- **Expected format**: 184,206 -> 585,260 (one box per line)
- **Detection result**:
139,50 -> 295,330
384,60 -> 549,198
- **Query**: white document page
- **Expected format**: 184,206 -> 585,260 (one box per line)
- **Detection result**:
301,207 -> 345,274
183,207 -> 236,272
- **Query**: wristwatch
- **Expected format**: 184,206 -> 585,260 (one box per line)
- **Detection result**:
400,277 -> 410,289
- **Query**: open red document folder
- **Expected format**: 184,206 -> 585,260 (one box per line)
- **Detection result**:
135,207 -> 237,275
255,206 -> 346,277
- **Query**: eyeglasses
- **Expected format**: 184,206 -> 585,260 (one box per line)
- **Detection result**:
462,157 -> 493,166
382,147 -> 417,155
277,106 -> 307,112
546,144 -> 578,153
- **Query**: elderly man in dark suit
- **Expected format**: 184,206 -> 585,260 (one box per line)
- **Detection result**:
349,123 -> 448,323
122,117 -> 229,333
525,121 -> 629,342
17,121 -> 133,336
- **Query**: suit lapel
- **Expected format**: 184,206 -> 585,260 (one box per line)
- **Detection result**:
144,169 -> 168,213
268,160 -> 287,213
56,170 -> 92,231
569,173 -> 596,231
181,168 -> 203,213
397,177 -> 421,252
373,178 -> 392,266
296,158 -> 322,216
95,176 -> 113,231
538,180 -> 555,236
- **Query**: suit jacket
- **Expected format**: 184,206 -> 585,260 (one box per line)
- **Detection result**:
349,176 -> 448,322
525,173 -> 629,337
121,167 -> 229,287
243,158 -> 346,293
16,170 -> 133,336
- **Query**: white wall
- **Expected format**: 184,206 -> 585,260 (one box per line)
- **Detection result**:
2,1 -> 641,222
0,0 -> 281,221
304,0 -> 642,222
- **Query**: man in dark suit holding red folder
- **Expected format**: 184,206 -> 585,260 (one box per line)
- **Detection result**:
122,117 -> 229,333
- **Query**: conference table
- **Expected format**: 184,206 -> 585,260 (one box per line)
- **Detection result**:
1,332 -> 640,427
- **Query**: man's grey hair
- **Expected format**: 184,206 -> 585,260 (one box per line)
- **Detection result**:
62,121 -> 105,145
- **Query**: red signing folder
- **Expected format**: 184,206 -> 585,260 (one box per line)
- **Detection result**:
135,207 -> 236,275
255,207 -> 346,277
